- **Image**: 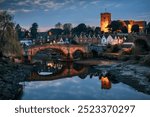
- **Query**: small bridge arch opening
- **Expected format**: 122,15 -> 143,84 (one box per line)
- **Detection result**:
32,48 -> 66,61
72,49 -> 84,60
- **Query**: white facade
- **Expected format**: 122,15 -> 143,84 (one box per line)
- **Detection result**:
20,40 -> 32,46
57,38 -> 64,44
107,35 -> 113,44
101,35 -> 107,45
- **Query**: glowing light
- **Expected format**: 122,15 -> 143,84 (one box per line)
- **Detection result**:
101,76 -> 111,89
47,62 -> 54,67
128,24 -> 132,33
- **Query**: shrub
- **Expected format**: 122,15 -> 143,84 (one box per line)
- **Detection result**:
133,38 -> 149,55
141,54 -> 150,66
111,44 -> 121,52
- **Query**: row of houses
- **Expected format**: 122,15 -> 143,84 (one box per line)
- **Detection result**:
73,34 -> 127,45
20,34 -> 128,47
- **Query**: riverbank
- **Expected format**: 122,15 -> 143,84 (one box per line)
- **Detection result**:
0,58 -> 32,100
94,62 -> 150,95
75,57 -> 150,95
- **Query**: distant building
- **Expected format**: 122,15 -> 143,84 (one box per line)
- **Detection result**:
100,12 -> 146,33
57,38 -> 64,44
124,20 -> 146,33
100,12 -> 111,32
20,39 -> 32,47
107,35 -> 113,45
101,35 -> 107,45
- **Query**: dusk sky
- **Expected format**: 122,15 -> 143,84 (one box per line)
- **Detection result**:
0,0 -> 150,32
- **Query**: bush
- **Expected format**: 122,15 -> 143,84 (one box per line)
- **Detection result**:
111,44 -> 121,52
133,38 -> 149,55
121,48 -> 132,55
141,54 -> 150,66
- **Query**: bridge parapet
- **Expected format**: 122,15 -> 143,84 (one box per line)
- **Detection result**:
24,44 -> 89,61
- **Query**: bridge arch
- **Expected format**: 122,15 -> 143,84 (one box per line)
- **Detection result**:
72,49 -> 84,60
33,48 -> 66,58
26,44 -> 88,62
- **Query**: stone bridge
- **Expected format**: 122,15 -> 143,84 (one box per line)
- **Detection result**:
24,44 -> 89,61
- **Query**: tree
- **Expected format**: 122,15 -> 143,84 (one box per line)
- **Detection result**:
121,26 -> 128,33
108,20 -> 123,33
131,24 -> 139,33
72,23 -> 87,35
86,26 -> 94,35
30,22 -> 38,39
145,22 -> 150,34
63,23 -> 72,35
24,30 -> 30,38
0,11 -> 21,57
15,24 -> 22,39
94,27 -> 101,35
55,22 -> 62,29
49,28 -> 63,36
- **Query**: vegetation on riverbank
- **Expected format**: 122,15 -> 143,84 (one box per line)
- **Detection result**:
0,11 -> 22,58
0,58 -> 31,99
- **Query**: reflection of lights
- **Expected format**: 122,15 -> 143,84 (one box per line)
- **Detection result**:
101,76 -> 111,89
47,63 -> 54,67
47,62 -> 63,70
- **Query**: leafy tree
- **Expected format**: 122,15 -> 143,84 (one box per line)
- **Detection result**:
94,27 -> 101,35
30,22 -> 38,39
55,22 -> 62,29
72,23 -> 87,35
131,24 -> 139,33
121,26 -> 128,33
0,11 -> 21,57
146,22 -> 150,34
49,28 -> 63,36
63,23 -> 72,35
24,30 -> 30,38
86,26 -> 94,35
15,24 -> 22,39
133,38 -> 149,54
108,20 -> 123,33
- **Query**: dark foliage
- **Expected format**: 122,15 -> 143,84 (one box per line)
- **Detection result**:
30,23 -> 38,39
131,24 -> 139,33
134,38 -> 149,54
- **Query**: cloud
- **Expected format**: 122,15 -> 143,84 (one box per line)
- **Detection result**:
79,1 -> 86,5
0,0 -> 4,3
0,0 -> 73,13
20,9 -> 32,13
16,0 -> 73,10
90,0 -> 100,5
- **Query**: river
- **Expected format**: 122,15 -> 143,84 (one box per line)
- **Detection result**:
20,60 -> 150,100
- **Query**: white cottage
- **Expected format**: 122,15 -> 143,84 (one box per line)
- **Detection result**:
64,38 -> 69,44
101,35 -> 107,45
107,35 -> 114,44
57,37 -> 64,44
74,35 -> 79,43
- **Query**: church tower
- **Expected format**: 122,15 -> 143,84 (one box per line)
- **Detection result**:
100,12 -> 111,32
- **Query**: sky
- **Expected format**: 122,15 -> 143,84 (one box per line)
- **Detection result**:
0,0 -> 150,32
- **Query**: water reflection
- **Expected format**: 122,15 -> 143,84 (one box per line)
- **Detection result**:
20,60 -> 150,100
100,76 -> 111,89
